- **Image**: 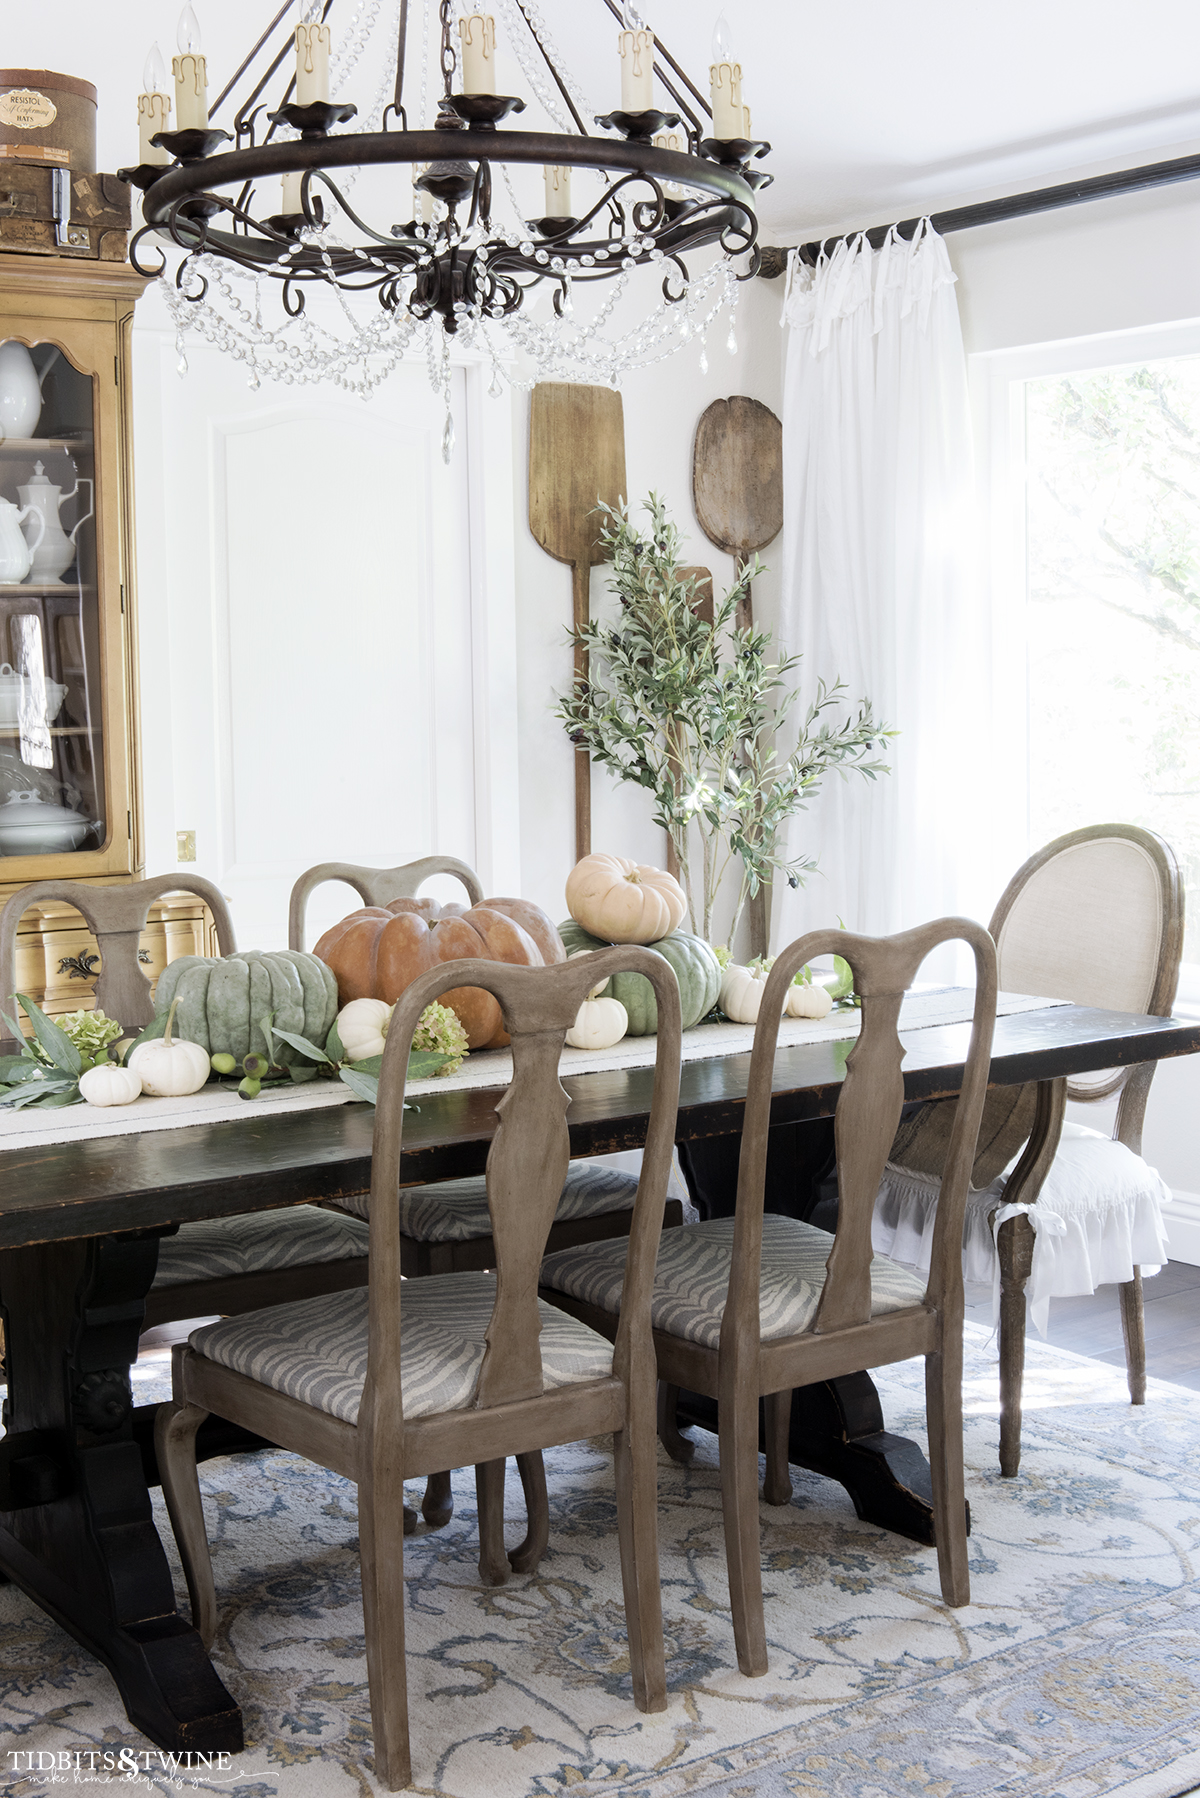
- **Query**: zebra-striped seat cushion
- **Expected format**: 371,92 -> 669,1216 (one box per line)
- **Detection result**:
152,1206 -> 369,1290
188,1270 -> 614,1425
540,1215 -> 928,1351
336,1160 -> 641,1242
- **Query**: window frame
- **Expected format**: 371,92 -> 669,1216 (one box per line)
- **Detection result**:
970,316 -> 1200,1002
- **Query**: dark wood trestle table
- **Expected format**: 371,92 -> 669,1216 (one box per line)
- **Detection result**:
1,999 -> 1199,1755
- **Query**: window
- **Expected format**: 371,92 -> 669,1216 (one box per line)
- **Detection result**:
975,323 -> 1200,997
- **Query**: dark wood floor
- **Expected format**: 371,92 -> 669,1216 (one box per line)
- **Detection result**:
965,1259 -> 1200,1390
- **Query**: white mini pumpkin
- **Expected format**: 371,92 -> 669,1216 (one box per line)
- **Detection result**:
565,950 -> 627,1049
719,963 -> 770,1024
784,981 -> 834,1020
337,996 -> 393,1061
566,995 -> 628,1050
566,851 -> 687,944
128,1000 -> 211,1097
78,1062 -> 143,1108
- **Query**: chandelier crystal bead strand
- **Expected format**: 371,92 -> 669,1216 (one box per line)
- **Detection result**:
121,1 -> 771,454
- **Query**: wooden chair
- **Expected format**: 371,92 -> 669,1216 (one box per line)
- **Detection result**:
872,824 -> 1184,1473
539,919 -> 998,1678
290,852 -> 684,1540
156,948 -> 682,1791
0,876 -> 375,1328
287,853 -> 484,951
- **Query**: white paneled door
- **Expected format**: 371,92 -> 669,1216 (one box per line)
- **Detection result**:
133,330 -> 518,951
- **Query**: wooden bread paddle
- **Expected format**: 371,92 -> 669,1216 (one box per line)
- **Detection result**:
529,383 -> 627,863
692,396 -> 784,955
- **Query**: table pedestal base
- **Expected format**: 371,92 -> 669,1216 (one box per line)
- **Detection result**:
0,1238 -> 243,1755
674,1375 -> 943,1545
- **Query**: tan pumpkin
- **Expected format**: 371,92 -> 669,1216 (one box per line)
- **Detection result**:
566,852 -> 687,944
313,895 -> 564,1050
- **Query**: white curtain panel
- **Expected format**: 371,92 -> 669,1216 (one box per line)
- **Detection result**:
774,224 -> 983,958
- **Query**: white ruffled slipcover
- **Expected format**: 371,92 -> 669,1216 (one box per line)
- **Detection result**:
871,1123 -> 1172,1334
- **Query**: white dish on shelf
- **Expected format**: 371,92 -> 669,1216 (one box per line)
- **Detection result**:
0,788 -> 94,855
0,663 -> 68,728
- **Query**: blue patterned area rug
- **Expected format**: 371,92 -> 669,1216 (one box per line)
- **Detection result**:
4,1326 -> 1200,1798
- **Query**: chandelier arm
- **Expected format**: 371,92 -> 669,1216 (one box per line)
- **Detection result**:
512,0 -> 590,136
301,169 -> 415,245
392,0 -> 410,121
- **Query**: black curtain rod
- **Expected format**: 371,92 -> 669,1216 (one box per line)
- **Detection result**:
756,147 -> 1200,277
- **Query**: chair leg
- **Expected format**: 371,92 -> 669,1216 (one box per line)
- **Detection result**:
997,1213 -> 1034,1478
360,1443 -> 411,1790
762,1391 -> 793,1506
154,1396 -> 218,1650
656,1381 -> 694,1465
475,1459 -> 509,1587
924,1343 -> 970,1607
1119,1268 -> 1148,1405
612,1411 -> 667,1713
508,1452 -> 550,1575
421,1469 -> 454,1528
718,1391 -> 767,1677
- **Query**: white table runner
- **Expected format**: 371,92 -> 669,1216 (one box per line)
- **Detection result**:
0,987 -> 1065,1153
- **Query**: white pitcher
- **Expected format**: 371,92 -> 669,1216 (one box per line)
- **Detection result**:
17,462 -> 93,584
0,495 -> 45,584
0,342 -> 43,442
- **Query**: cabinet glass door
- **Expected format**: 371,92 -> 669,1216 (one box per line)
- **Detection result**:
0,339 -> 104,862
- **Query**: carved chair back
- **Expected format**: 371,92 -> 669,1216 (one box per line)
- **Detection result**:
989,823 -> 1184,1119
0,875 -> 236,1057
724,920 -> 997,1364
365,949 -> 682,1419
288,856 -> 485,951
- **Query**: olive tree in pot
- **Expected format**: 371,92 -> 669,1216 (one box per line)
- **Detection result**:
556,495 -> 893,950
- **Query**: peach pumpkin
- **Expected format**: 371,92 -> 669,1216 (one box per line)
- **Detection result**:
313,895 -> 565,1050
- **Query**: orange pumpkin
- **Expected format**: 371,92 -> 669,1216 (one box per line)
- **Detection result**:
313,895 -> 565,1050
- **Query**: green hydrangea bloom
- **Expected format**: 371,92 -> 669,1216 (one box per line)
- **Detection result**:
412,1001 -> 469,1076
30,1008 -> 123,1070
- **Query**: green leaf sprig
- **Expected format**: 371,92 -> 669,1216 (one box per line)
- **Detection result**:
203,1011 -> 454,1104
0,995 -> 121,1110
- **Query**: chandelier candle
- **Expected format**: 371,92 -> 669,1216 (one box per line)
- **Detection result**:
543,163 -> 571,217
281,168 -> 303,213
137,43 -> 171,165
653,128 -> 683,195
709,11 -> 742,139
173,4 -> 208,130
295,20 -> 331,105
618,26 -> 654,111
458,14 -> 496,95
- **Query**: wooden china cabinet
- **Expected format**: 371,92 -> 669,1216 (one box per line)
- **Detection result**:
0,254 -> 214,1017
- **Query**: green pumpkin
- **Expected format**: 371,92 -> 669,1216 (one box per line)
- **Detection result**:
153,949 -> 339,1065
558,921 -> 721,1034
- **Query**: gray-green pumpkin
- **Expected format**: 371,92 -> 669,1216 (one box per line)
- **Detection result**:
153,950 -> 339,1065
558,921 -> 721,1034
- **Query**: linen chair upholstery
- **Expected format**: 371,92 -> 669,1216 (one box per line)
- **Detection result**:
540,919 -> 998,1679
156,948 -> 683,1791
0,876 -> 374,1328
872,824 -> 1184,1474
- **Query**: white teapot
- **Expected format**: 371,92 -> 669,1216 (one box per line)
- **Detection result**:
17,462 -> 93,584
0,495 -> 44,584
